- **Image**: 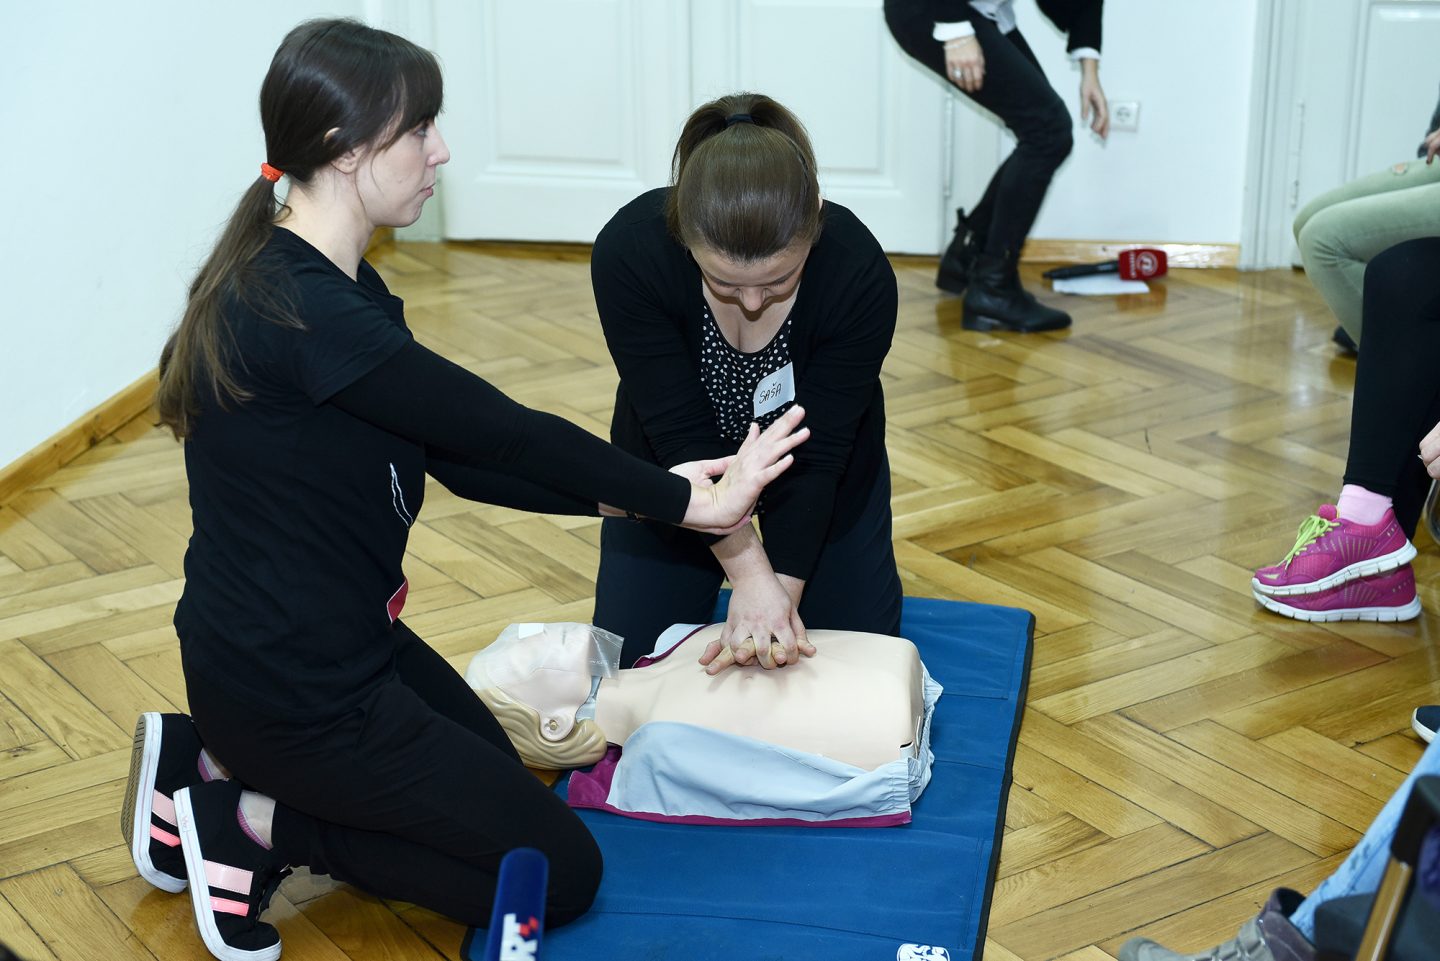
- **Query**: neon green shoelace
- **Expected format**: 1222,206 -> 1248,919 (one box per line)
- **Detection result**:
1281,513 -> 1339,567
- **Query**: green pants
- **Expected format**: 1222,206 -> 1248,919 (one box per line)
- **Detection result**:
1294,157 -> 1440,344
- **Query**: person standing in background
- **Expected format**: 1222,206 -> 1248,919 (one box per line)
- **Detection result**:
884,0 -> 1108,333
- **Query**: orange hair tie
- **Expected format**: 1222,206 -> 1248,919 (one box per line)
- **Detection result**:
259,162 -> 284,183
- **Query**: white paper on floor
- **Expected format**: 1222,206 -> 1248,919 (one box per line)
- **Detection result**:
1051,275 -> 1150,295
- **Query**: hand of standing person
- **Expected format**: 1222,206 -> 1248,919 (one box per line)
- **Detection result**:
1079,58 -> 1109,139
1424,128 -> 1440,164
944,36 -> 985,93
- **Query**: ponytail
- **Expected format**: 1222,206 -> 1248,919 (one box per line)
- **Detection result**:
666,92 -> 822,263
156,177 -> 297,438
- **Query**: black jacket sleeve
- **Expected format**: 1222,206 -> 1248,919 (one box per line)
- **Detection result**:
1036,0 -> 1102,54
591,215 -> 736,469
926,2 -> 978,26
760,253 -> 896,581
329,340 -> 690,523
425,452 -> 598,516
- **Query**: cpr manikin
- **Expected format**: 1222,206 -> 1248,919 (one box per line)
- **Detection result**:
464,623 -> 941,825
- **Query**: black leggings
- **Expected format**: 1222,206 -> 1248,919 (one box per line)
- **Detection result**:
593,461 -> 903,667
183,622 -> 600,927
1343,238 -> 1440,537
884,0 -> 1074,256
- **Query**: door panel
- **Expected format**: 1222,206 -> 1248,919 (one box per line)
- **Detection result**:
435,0 -> 691,242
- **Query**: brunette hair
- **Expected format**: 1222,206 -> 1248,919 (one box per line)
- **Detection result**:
665,92 -> 822,263
156,18 -> 442,438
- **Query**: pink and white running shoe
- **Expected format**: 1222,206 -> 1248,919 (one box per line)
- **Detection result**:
1252,505 -> 1415,596
1253,565 -> 1421,622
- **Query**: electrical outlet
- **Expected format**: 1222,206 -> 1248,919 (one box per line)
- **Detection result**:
1110,101 -> 1140,132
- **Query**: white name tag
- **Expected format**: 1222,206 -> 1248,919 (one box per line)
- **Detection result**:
752,362 -> 796,419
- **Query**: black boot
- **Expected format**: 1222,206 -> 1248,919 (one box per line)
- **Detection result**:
936,208 -> 982,295
962,252 -> 1071,333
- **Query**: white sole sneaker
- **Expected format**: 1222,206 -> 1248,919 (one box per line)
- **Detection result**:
121,712 -> 188,893
1253,590 -> 1422,623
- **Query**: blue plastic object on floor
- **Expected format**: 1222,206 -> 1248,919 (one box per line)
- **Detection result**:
464,596 -> 1033,961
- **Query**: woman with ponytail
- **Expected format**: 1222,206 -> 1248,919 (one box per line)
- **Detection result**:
591,93 -> 903,676
127,23 -> 805,961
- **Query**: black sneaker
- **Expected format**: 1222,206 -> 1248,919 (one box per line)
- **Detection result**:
122,712 -> 217,893
1413,705 -> 1439,744
175,780 -> 290,961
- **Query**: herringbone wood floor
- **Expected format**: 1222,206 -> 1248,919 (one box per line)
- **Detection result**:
1,241 -> 1436,961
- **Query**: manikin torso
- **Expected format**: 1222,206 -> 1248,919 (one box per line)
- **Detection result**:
469,624 -> 926,772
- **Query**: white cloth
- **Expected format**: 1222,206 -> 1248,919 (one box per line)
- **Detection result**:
596,647 -> 944,824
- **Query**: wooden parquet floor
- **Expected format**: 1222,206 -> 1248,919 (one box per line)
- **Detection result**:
2,241 -> 1437,961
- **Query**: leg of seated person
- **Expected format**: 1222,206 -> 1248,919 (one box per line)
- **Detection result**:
185,626 -> 603,929
1343,238 -> 1440,535
1288,737 -> 1440,938
1294,164 -> 1440,345
1122,739 -> 1440,960
1252,240 -> 1440,616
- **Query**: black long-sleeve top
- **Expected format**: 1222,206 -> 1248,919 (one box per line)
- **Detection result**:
177,227 -> 688,718
926,0 -> 1103,54
591,188 -> 897,581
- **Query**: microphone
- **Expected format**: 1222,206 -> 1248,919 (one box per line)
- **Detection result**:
1043,248 -> 1168,281
482,848 -> 549,961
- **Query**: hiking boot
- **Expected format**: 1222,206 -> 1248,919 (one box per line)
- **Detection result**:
1119,889 -> 1314,961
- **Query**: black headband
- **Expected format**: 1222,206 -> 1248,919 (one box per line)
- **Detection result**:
724,112 -> 755,128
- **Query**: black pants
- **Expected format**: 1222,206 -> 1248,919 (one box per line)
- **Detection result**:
1343,238 -> 1440,537
183,622 -> 600,928
883,0 -> 1074,257
593,461 -> 903,667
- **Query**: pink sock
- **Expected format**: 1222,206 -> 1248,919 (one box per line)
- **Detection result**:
236,805 -> 273,851
1336,484 -> 1392,526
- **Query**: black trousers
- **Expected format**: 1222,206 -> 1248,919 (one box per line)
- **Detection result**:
183,622 -> 600,928
593,460 -> 903,667
883,0 -> 1074,257
1343,238 -> 1440,537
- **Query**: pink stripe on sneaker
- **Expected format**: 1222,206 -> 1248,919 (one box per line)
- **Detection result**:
150,824 -> 180,847
204,860 -> 253,895
152,790 -> 176,826
210,895 -> 250,917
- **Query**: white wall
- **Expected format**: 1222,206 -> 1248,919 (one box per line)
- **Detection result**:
0,3 -> 367,470
1001,0 -> 1260,244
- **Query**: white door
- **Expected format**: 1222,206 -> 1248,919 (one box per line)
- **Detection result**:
434,0 -> 950,253
1245,0 -> 1440,268
434,0 -> 693,244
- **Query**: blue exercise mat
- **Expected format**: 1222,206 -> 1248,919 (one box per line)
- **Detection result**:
463,597 -> 1033,961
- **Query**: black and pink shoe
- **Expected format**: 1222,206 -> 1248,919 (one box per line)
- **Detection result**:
121,712 -> 222,893
175,780 -> 290,961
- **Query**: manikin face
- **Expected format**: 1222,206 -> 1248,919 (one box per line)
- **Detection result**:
692,242 -> 810,317
354,118 -> 450,228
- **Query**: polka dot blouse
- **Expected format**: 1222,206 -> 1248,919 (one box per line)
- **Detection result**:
698,302 -> 796,443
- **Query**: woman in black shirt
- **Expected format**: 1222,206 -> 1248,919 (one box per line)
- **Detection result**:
591,93 -> 903,674
120,21 -> 805,961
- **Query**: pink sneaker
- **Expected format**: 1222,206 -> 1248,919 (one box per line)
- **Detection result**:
1253,565 -> 1421,622
1252,505 -> 1415,596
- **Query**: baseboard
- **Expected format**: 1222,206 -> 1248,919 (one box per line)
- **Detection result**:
1019,239 -> 1239,268
0,369 -> 158,507
455,237 -> 1239,269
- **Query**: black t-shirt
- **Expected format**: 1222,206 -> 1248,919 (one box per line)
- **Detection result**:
176,229 -> 423,716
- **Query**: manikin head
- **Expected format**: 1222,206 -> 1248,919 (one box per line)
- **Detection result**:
465,623 -> 616,769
